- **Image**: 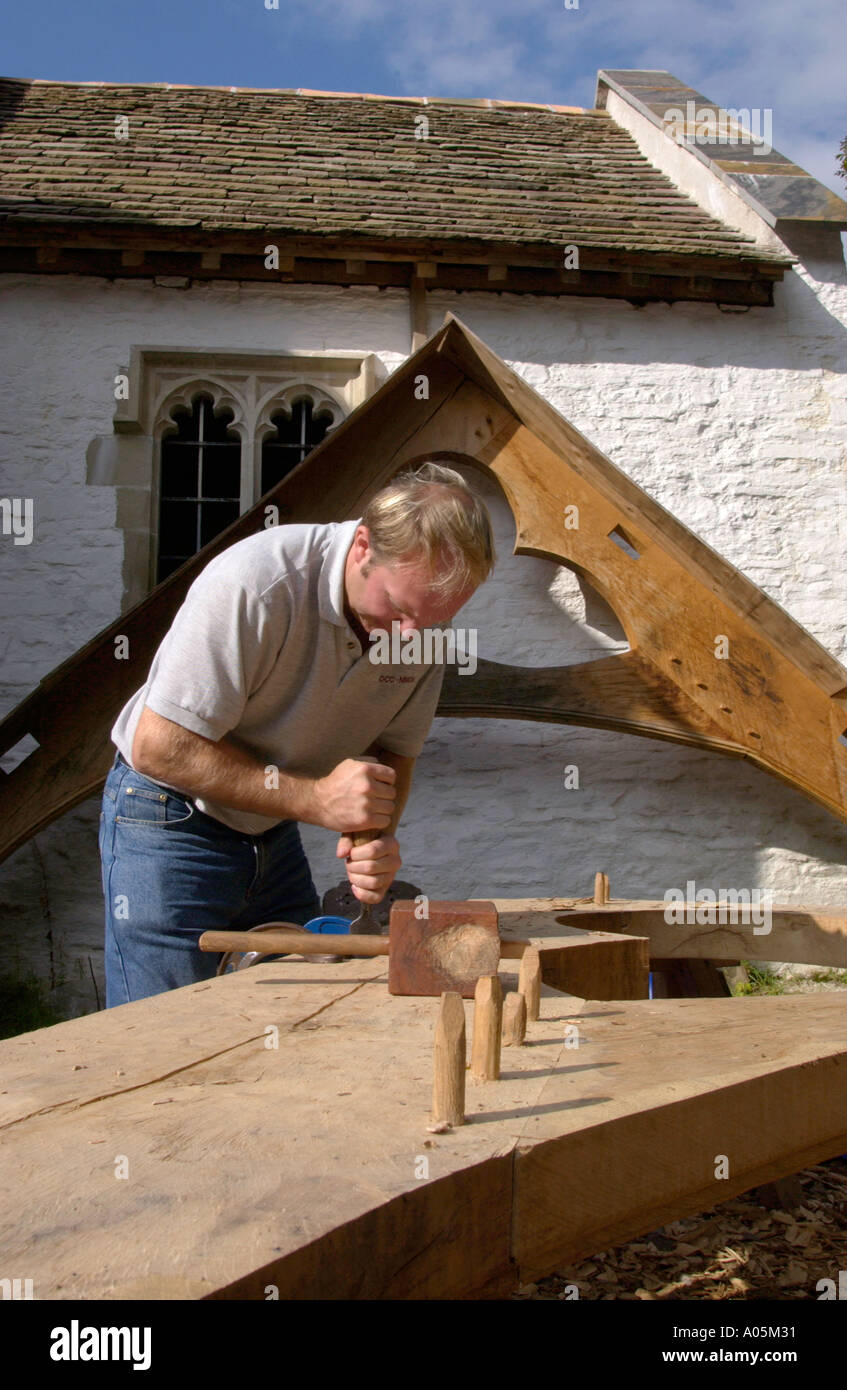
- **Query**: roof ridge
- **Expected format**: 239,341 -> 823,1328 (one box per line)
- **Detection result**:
2,75 -> 591,115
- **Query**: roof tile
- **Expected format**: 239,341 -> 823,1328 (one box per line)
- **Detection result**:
0,78 -> 787,265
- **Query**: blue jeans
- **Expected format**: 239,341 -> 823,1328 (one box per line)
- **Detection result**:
100,753 -> 322,1007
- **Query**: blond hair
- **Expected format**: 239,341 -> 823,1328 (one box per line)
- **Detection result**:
361,462 -> 495,600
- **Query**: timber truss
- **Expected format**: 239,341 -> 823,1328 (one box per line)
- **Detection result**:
1,313 -> 846,862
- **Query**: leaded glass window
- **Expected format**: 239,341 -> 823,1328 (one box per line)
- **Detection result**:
157,394 -> 241,582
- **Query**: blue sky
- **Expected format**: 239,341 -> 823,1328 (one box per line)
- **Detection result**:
3,0 -> 845,196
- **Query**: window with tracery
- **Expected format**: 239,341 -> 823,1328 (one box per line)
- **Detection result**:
260,396 -> 335,494
157,394 -> 241,582
99,347 -> 375,606
156,389 -> 341,583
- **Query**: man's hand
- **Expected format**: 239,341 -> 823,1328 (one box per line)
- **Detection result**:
312,756 -> 396,834
336,832 -> 402,904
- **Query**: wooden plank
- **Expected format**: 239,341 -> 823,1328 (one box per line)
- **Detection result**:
0,221 -> 788,278
512,994 -> 847,1283
0,249 -> 780,305
1,960 -> 845,1299
0,959 -> 536,1299
540,899 -> 847,968
409,275 -> 429,352
478,900 -> 650,998
537,933 -> 650,998
439,652 -> 747,752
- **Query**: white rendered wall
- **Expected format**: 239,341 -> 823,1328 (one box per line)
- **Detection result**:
0,266 -> 845,1018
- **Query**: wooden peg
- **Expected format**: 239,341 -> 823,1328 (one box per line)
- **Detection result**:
502,991 -> 527,1046
432,992 -> 466,1126
470,975 -> 503,1081
593,871 -> 610,905
518,946 -> 541,1021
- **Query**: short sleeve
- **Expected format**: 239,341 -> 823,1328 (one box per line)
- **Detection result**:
144,565 -> 286,742
377,659 -> 447,758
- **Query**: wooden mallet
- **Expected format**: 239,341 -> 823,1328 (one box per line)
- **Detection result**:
200,900 -> 525,998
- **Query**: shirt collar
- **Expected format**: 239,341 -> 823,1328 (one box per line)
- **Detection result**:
318,518 -> 362,626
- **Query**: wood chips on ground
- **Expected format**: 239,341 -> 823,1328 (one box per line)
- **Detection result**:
511,1158 -> 847,1300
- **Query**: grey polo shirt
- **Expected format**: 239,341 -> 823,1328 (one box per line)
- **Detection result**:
111,518 -> 449,834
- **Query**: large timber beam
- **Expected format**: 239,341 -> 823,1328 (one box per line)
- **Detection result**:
1,947 -> 845,1299
494,897 -> 847,968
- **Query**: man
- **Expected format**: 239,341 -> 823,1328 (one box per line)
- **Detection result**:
100,461 -> 495,1006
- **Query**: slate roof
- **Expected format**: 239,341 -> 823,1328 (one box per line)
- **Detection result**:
0,78 -> 789,266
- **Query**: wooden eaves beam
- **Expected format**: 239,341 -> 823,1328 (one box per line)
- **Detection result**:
0,223 -> 786,306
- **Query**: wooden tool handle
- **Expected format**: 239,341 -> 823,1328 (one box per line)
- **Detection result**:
201,930 -> 531,961
349,829 -> 378,847
345,758 -> 384,849
199,929 -> 389,958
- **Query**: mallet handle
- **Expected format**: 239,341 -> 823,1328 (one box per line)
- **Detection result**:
199,929 -> 532,961
200,929 -> 389,957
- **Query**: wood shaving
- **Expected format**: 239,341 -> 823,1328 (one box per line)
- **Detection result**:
510,1157 -> 847,1301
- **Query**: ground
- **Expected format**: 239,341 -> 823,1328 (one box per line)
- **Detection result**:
514,1157 -> 847,1300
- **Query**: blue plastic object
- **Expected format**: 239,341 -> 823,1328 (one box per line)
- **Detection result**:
302,914 -> 352,935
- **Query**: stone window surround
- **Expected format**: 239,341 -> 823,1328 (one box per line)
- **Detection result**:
86,346 -> 380,610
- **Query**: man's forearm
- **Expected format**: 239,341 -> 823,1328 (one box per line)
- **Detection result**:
133,708 -> 320,824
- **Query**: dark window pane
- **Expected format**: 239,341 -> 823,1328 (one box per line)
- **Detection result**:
202,444 -> 241,499
267,408 -> 301,447
261,447 -> 301,495
161,441 -> 199,498
260,397 -> 335,495
157,393 -> 243,584
200,500 -> 240,547
159,500 -> 198,558
157,553 -> 190,584
165,405 -> 197,442
310,411 -> 333,447
202,398 -> 237,443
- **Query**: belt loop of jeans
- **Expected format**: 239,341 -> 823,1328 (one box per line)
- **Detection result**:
114,750 -> 188,802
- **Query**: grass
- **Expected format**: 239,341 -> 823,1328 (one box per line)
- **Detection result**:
732,963 -> 787,996
0,972 -> 66,1040
732,963 -> 847,996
